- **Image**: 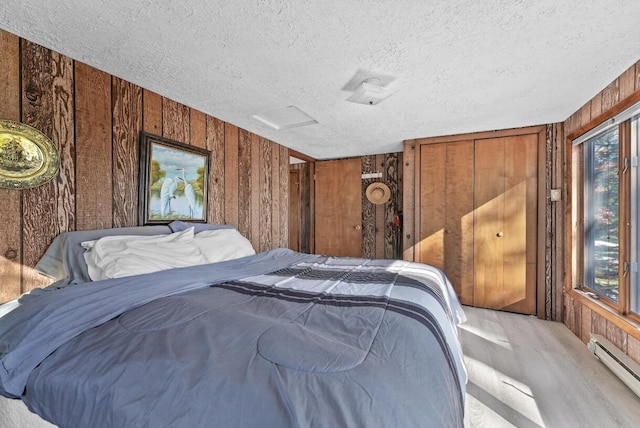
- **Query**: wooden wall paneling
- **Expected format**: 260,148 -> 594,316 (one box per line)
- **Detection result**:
0,30 -> 22,302
361,155 -> 376,258
619,64 -> 637,100
111,77 -> 142,227
580,304 -> 592,344
206,116 -> 225,224
190,109 -> 206,148
21,42 -> 75,292
403,140 -> 416,261
278,145 -> 289,248
563,294 -> 576,335
259,137 -> 273,252
292,161 -> 312,253
224,123 -> 239,227
250,134 -> 261,247
75,62 -> 113,231
271,142 -> 281,248
590,91 -> 603,118
628,334 -> 640,365
591,311 -> 607,337
601,80 -> 620,112
606,320 -> 628,354
383,153 -> 400,259
375,154 -> 385,259
544,125 -> 554,319
551,123 -> 565,321
142,89 -> 162,135
162,97 -> 190,143
237,129 -> 252,239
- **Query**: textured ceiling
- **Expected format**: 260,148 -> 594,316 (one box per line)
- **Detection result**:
2,1 -> 640,159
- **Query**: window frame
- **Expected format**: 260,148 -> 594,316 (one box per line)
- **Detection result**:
572,108 -> 637,322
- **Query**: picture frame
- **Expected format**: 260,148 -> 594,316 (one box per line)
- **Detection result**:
138,132 -> 210,225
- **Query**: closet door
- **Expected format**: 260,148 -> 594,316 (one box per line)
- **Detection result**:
419,141 -> 475,305
474,134 -> 538,314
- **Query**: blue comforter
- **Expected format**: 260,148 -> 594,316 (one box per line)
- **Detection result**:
0,249 -> 466,427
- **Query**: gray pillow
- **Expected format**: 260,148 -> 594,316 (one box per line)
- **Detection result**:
35,222 -> 236,286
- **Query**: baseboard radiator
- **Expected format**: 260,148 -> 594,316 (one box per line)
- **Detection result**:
587,334 -> 640,398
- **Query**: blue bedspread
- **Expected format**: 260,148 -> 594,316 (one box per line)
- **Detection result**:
0,249 -> 467,427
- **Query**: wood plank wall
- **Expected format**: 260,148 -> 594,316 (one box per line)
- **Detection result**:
562,59 -> 640,366
361,153 -> 403,259
0,30 -> 289,303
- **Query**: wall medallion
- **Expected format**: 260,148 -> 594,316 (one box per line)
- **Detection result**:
0,120 -> 60,189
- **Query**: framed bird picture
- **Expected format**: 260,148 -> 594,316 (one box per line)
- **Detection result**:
138,132 -> 210,225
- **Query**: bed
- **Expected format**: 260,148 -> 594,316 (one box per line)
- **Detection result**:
0,222 -> 467,428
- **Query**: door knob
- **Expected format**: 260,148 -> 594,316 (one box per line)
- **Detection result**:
354,225 -> 362,230
496,232 -> 504,237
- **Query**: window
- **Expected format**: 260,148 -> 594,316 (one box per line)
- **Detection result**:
575,103 -> 640,319
583,127 -> 619,302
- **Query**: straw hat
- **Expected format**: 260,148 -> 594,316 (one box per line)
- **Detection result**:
365,182 -> 391,205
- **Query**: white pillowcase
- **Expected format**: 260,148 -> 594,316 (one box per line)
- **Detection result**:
192,228 -> 256,263
82,227 -> 255,281
82,227 -> 205,280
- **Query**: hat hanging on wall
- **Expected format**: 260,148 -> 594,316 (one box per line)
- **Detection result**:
365,182 -> 391,205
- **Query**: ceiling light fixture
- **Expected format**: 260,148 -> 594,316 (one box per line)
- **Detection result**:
252,105 -> 318,130
346,78 -> 396,105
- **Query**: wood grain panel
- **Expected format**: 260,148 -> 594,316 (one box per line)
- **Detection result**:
289,169 -> 301,251
403,141 -> 415,261
142,89 -> 162,135
619,65 -> 637,101
375,154 -> 385,259
474,138 -> 506,308
315,158 -> 362,257
271,142 -> 281,248
75,62 -> 113,230
419,144 -> 446,269
383,153 -> 399,259
237,129 -> 252,239
112,77 -> 142,227
580,304 -> 592,344
278,145 -> 289,248
629,334 -> 640,365
0,30 -> 22,302
22,42 -> 74,292
162,97 -> 189,143
206,116 -> 225,223
259,138 -> 273,252
361,155 -> 376,258
606,320 -> 628,353
601,80 -> 619,112
224,123 -> 239,227
503,134 -> 538,314
258,137 -> 273,251
250,134 -> 261,247
190,109 -> 206,148
591,311 -> 607,337
590,92 -> 603,118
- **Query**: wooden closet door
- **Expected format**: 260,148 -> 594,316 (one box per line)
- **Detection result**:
419,141 -> 475,305
315,158 -> 362,257
474,134 -> 538,314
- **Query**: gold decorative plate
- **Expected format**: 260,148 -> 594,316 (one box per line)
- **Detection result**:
0,120 -> 60,189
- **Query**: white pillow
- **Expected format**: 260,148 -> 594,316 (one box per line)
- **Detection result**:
193,228 -> 256,264
82,227 -> 207,281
